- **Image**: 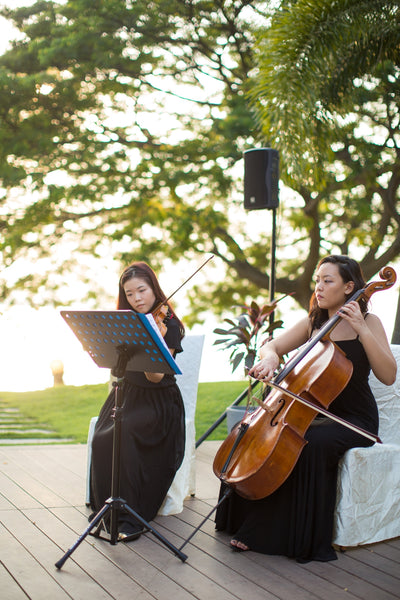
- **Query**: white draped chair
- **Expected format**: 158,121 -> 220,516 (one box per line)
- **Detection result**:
158,334 -> 204,515
85,335 -> 204,515
333,344 -> 400,547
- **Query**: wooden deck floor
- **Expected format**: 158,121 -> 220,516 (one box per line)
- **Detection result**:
1,441 -> 400,600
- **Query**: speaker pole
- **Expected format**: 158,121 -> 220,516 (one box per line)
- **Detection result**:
270,206 -> 277,327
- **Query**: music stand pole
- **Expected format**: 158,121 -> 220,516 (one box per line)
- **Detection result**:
55,312 -> 188,569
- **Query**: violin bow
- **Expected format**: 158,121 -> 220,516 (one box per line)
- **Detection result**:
153,254 -> 214,313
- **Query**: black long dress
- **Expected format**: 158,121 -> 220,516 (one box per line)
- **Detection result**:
90,316 -> 185,533
215,338 -> 379,563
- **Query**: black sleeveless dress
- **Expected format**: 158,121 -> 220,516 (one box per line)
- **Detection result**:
215,338 -> 379,562
90,317 -> 185,533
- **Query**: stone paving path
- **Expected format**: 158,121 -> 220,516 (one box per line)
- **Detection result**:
0,401 -> 71,444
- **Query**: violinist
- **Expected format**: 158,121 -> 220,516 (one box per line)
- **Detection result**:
90,261 -> 186,541
215,255 -> 396,562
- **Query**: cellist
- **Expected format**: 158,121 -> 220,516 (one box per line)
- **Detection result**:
215,255 -> 396,562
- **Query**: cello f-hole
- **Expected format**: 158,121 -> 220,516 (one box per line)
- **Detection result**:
271,398 -> 286,426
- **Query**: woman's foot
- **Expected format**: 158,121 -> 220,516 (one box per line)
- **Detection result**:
230,539 -> 250,552
118,521 -> 145,542
118,529 -> 143,542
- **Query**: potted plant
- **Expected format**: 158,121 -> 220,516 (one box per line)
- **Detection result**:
213,298 -> 284,431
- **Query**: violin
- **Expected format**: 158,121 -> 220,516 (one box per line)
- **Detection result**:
152,304 -> 169,337
213,265 -> 397,501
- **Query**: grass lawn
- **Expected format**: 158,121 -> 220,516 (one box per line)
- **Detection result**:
0,380 -> 248,444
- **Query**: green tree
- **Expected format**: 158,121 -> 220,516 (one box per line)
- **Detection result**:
0,0 -> 399,324
0,0 -> 270,316
250,0 -> 400,307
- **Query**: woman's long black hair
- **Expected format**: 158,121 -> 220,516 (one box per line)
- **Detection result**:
117,261 -> 185,339
308,255 -> 367,330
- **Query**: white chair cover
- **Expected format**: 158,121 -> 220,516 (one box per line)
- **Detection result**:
158,335 -> 204,515
333,344 -> 400,546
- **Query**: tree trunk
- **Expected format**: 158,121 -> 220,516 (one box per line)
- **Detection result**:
391,292 -> 400,344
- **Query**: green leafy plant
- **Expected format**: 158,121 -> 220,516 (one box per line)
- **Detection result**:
213,299 -> 284,406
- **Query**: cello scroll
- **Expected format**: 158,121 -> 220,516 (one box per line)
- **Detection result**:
361,265 -> 396,301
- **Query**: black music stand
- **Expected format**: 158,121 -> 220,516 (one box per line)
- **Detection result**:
55,310 -> 187,569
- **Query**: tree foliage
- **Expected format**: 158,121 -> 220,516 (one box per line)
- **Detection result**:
0,0 -> 269,316
250,0 -> 400,306
252,0 -> 400,174
0,0 -> 399,324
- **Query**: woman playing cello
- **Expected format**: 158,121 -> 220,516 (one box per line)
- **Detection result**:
215,255 -> 396,562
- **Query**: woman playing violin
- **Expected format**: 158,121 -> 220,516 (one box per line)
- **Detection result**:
215,255 -> 396,562
90,261 -> 186,541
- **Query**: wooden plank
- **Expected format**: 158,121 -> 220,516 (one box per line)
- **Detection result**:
303,554 -> 398,600
159,504 -> 364,600
370,540 -> 400,563
57,505 -> 246,600
195,440 -> 221,462
330,548 -> 400,598
194,441 -> 222,504
0,470 -> 42,510
0,451 -> 71,509
20,507 -> 155,600
148,519 -> 282,600
25,444 -> 88,479
0,490 -> 16,510
180,459 -> 400,600
353,545 -> 400,578
0,562 -> 31,600
0,519 -> 72,599
39,505 -> 212,600
1,443 -> 400,600
387,538 -> 400,550
157,516 -> 329,600
0,446 -> 85,506
42,444 -> 88,477
192,462 -> 220,504
165,498 -> 397,600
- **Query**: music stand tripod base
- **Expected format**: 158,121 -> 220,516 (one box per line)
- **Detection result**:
55,310 -> 187,569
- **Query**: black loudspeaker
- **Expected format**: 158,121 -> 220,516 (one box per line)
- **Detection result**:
244,148 -> 279,210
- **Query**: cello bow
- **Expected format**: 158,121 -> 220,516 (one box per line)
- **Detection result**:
253,380 -> 382,444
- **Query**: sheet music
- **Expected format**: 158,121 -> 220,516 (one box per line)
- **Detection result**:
145,313 -> 171,351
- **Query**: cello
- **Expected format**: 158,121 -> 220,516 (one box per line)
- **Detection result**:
213,265 -> 396,501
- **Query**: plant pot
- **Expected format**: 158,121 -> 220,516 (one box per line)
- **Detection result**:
226,405 -> 256,432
